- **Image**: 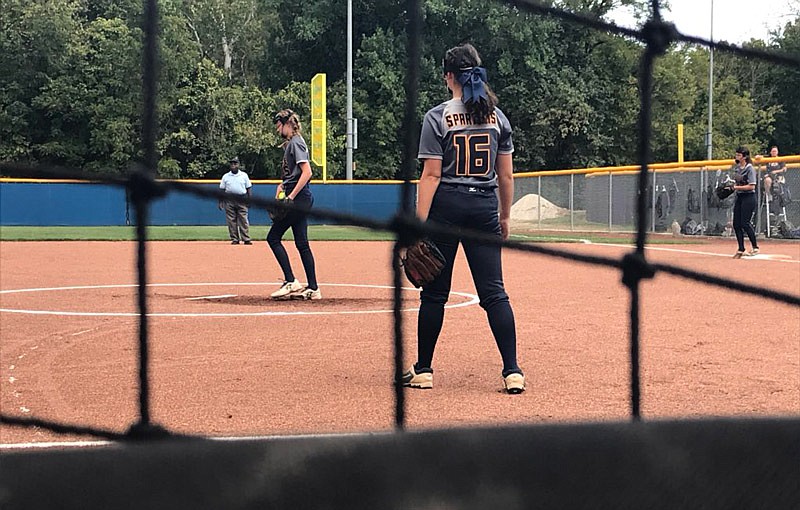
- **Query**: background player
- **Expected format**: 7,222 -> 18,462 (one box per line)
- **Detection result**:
267,109 -> 321,300
732,146 -> 760,258
402,43 -> 524,394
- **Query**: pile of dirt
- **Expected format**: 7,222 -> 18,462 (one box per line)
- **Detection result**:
511,194 -> 569,221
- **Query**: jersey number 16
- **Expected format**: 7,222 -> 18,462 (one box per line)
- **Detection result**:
453,133 -> 491,177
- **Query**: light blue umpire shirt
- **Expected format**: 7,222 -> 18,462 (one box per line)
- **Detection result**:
220,171 -> 252,196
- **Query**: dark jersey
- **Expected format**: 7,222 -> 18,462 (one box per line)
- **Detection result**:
735,163 -> 756,194
766,161 -> 785,175
281,134 -> 312,198
417,99 -> 513,189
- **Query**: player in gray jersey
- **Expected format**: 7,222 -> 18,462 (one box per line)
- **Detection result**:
401,43 -> 524,394
267,109 -> 320,300
732,146 -> 760,258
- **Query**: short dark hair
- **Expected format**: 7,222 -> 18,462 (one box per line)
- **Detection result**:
735,146 -> 752,164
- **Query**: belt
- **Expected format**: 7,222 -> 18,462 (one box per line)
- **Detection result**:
440,183 -> 494,193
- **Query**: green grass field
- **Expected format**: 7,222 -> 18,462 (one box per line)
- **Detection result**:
0,225 -> 703,244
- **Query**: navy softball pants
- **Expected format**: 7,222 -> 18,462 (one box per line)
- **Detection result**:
733,192 -> 758,252
416,184 -> 521,376
267,194 -> 318,290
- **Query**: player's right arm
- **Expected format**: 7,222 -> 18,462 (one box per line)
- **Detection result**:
496,153 -> 513,240
416,159 -> 442,222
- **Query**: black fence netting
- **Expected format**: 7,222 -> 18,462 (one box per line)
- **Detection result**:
1,0 -> 799,508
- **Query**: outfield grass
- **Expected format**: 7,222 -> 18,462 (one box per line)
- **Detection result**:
0,225 -> 396,241
0,225 -> 703,244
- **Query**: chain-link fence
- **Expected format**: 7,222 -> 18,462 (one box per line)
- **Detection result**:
513,162 -> 799,237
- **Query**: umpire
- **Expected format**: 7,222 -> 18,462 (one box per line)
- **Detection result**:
218,156 -> 252,245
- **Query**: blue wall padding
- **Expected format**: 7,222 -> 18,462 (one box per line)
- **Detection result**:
0,183 -> 404,226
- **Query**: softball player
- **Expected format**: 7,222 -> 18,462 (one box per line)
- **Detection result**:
268,109 -> 320,300
732,146 -> 759,258
402,43 -> 524,394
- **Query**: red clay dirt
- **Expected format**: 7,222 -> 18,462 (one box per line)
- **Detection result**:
1,239 -> 798,445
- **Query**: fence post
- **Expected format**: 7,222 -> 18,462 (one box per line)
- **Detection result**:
651,170 -> 657,233
608,172 -> 613,232
538,176 -> 542,230
570,173 -> 574,231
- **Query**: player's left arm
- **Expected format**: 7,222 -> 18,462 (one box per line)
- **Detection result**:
496,153 -> 514,240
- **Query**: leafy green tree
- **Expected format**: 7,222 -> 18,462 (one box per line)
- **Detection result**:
179,0 -> 270,85
33,17 -> 142,172
649,47 -> 699,162
0,0 -> 81,162
767,19 -> 800,153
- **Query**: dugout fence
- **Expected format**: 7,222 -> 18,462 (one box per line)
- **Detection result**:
1,0 -> 799,508
513,158 -> 800,236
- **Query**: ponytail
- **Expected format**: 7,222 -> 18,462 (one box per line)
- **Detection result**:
443,44 -> 498,124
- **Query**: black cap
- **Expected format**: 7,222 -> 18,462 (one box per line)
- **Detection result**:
229,157 -> 240,164
273,110 -> 294,124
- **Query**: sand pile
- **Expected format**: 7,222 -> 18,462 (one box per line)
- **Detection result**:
511,194 -> 569,221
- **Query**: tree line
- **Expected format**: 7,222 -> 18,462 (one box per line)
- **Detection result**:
1,0 -> 798,180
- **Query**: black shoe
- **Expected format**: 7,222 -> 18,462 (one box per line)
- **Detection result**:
231,240 -> 240,245
243,240 -> 253,245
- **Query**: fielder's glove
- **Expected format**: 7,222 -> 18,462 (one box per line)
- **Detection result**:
715,178 -> 735,200
268,197 -> 292,222
401,239 -> 446,288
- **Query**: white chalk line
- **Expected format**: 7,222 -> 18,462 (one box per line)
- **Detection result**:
0,282 -> 480,317
588,242 -> 799,263
185,294 -> 238,301
0,431 -> 394,451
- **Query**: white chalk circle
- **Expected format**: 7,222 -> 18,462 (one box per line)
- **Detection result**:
0,282 -> 479,317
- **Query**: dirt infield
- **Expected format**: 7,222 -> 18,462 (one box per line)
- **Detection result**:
1,239 -> 798,446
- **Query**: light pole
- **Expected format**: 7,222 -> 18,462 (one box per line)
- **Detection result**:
346,0 -> 354,180
706,0 -> 714,160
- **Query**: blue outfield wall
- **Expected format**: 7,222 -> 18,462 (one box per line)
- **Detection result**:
0,182 -> 405,226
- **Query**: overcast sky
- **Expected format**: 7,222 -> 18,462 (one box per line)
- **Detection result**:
608,0 -> 797,44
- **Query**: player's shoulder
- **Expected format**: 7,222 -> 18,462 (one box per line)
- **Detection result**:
494,106 -> 511,124
290,134 -> 308,148
423,101 -> 449,119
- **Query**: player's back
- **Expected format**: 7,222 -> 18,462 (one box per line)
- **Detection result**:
420,99 -> 513,190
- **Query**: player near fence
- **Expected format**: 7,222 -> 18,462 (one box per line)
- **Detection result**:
763,145 -> 786,200
218,156 -> 252,245
731,146 -> 760,258
267,109 -> 321,300
402,43 -> 524,394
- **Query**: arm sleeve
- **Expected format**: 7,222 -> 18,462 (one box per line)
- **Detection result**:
746,165 -> 757,185
417,112 -> 443,160
496,109 -> 514,155
219,177 -> 226,190
292,138 -> 310,164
